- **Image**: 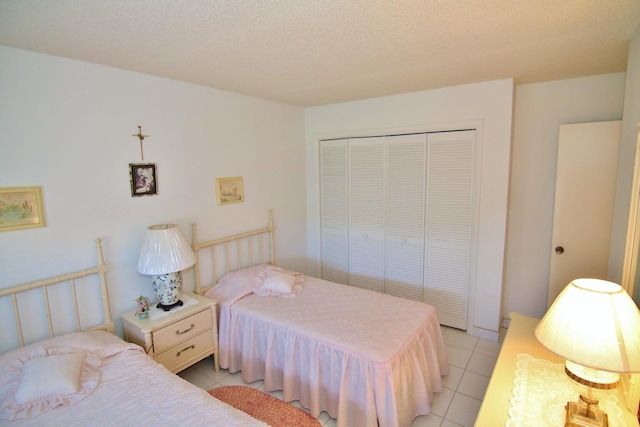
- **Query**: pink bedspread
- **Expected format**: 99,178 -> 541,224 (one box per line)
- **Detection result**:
0,331 -> 267,426
205,266 -> 449,427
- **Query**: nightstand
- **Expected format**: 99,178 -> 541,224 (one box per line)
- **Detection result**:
476,313 -> 639,426
121,292 -> 219,374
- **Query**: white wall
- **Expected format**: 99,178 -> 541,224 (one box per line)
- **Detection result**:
305,79 -> 514,340
1,44 -> 633,344
0,47 -> 306,336
504,73 -> 626,320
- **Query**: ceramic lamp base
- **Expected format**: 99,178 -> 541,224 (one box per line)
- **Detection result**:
152,271 -> 183,311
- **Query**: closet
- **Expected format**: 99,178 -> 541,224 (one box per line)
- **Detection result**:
320,130 -> 476,329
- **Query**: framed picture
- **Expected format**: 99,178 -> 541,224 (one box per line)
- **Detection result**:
129,163 -> 158,197
0,186 -> 46,232
216,176 -> 244,205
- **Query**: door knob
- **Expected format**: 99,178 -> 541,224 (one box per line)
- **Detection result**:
555,246 -> 564,254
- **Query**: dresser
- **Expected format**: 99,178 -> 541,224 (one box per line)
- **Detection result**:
121,292 -> 219,374
476,313 -> 639,426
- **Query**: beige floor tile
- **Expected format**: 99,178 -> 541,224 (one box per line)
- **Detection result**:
322,416 -> 337,427
430,387 -> 455,417
466,352 -> 497,377
442,364 -> 464,390
474,338 -> 502,357
192,358 -> 232,382
445,344 -> 473,369
457,370 -> 490,400
218,370 -> 263,388
411,413 -> 443,427
178,367 -> 216,390
445,393 -> 482,427
316,411 -> 332,425
443,328 -> 479,351
440,420 -> 465,427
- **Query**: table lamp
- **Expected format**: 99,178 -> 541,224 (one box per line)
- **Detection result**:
136,224 -> 197,311
535,278 -> 640,427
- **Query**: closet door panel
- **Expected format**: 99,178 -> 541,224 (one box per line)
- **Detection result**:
385,135 -> 427,300
424,244 -> 469,329
386,136 -> 426,239
426,133 -> 474,242
350,235 -> 385,292
424,130 -> 474,329
320,140 -> 349,284
386,240 -> 424,300
349,140 -> 385,232
348,138 -> 385,292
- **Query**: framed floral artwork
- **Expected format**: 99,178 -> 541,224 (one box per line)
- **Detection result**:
0,186 -> 46,232
216,176 -> 244,205
129,163 -> 158,197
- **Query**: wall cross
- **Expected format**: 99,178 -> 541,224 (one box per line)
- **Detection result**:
132,125 -> 150,160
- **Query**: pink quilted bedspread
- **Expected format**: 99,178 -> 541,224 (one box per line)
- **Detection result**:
205,266 -> 449,427
0,331 -> 268,426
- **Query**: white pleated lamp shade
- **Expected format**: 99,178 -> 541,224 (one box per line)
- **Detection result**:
535,278 -> 640,374
136,224 -> 196,275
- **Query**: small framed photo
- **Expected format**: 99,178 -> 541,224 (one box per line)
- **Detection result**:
130,163 -> 158,197
216,176 -> 244,205
0,186 -> 46,232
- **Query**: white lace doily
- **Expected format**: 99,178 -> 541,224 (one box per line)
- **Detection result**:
507,353 -> 623,427
148,294 -> 199,320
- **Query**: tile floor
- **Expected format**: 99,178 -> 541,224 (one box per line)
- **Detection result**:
179,326 -> 504,427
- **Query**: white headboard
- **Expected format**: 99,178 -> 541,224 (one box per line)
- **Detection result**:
192,210 -> 275,295
0,238 -> 114,353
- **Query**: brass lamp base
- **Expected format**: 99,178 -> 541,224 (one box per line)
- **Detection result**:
565,396 -> 608,427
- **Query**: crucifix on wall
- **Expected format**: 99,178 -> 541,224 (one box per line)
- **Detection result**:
132,125 -> 150,160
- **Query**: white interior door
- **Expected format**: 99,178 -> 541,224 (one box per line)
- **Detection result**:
548,121 -> 621,306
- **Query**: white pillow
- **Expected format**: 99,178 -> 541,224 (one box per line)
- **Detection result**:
14,352 -> 84,404
261,271 -> 296,293
1,347 -> 101,421
253,265 -> 304,297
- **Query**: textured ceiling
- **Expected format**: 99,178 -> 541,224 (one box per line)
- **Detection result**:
1,1 -> 639,107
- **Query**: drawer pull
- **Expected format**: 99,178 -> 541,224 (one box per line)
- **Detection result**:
177,344 -> 195,357
176,324 -> 195,335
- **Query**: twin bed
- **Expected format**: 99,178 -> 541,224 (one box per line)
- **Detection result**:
1,211 -> 449,427
0,238 -> 267,426
192,211 -> 449,427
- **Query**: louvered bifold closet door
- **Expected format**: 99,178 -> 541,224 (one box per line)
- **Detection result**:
385,134 -> 427,300
320,140 -> 349,284
348,138 -> 385,292
424,130 -> 475,330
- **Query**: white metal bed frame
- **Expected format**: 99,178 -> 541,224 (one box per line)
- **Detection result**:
192,210 -> 275,295
0,238 -> 114,351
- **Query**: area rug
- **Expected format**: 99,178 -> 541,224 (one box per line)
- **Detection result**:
209,385 -> 322,427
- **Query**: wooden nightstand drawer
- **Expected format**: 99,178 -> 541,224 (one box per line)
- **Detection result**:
154,331 -> 214,373
121,292 -> 219,374
153,309 -> 212,353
